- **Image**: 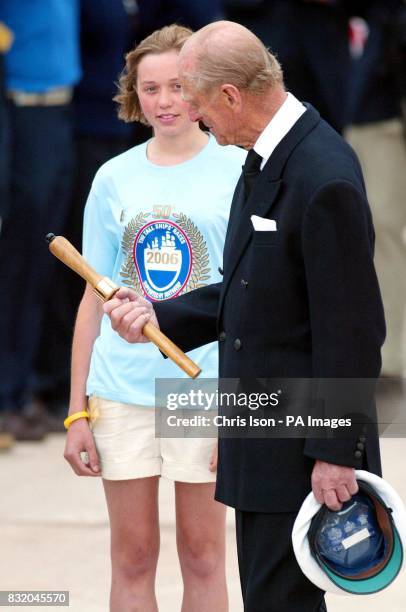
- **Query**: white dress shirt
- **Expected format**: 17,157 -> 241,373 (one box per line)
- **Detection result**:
254,92 -> 306,170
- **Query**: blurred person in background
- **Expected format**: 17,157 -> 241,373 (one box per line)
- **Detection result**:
0,20 -> 12,224
0,20 -> 13,451
63,25 -> 244,611
345,0 -> 406,383
0,0 -> 81,442
136,0 -> 224,40
32,0 -> 139,423
223,0 -> 352,133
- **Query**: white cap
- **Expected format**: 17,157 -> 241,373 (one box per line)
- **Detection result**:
292,470 -> 406,595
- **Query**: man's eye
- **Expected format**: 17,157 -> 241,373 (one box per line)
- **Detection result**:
173,83 -> 182,91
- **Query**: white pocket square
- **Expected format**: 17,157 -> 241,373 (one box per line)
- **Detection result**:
251,215 -> 277,231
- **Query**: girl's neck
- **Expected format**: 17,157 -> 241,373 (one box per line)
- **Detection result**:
147,128 -> 209,166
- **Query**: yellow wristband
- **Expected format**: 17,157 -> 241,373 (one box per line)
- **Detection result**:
64,411 -> 90,430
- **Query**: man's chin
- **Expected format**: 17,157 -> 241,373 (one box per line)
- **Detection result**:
210,131 -> 229,146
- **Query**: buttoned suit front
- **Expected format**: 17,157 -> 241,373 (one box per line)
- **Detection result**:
155,104 -> 385,610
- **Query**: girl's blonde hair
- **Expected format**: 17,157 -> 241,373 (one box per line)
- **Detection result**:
114,24 -> 193,125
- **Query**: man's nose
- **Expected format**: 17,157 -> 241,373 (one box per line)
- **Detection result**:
188,107 -> 201,123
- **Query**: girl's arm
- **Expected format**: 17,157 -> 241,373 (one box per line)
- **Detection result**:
64,283 -> 104,477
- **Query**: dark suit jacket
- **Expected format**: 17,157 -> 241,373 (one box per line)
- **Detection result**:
155,105 -> 385,512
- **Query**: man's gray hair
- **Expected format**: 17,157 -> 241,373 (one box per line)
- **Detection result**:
182,21 -> 283,94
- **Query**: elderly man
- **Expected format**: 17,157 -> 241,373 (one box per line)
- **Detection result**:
104,21 -> 385,611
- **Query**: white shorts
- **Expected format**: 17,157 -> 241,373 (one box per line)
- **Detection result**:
88,396 -> 217,483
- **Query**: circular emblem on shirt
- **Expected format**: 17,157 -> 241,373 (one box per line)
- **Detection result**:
133,220 -> 192,301
120,212 -> 210,302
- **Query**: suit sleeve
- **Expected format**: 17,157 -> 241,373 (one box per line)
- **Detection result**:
301,179 -> 385,467
154,282 -> 221,354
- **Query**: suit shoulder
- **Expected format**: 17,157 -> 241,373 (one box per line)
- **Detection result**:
288,120 -> 365,193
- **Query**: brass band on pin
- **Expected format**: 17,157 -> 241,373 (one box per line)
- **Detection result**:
93,277 -> 120,302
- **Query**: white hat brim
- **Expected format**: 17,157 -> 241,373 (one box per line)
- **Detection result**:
292,470 -> 406,595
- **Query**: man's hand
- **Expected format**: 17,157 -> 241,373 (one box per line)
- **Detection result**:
311,460 -> 358,511
103,287 -> 159,343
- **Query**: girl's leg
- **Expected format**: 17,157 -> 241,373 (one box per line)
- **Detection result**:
175,482 -> 228,612
103,477 -> 160,612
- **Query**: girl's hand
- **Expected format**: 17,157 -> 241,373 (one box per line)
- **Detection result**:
64,418 -> 101,477
209,442 -> 218,472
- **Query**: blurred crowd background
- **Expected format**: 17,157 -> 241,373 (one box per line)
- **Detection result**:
0,0 -> 405,450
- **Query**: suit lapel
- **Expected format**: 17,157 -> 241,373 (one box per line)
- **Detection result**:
222,174 -> 245,265
218,105 -> 321,318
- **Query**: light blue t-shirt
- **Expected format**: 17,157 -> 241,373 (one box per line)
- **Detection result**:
83,135 -> 245,406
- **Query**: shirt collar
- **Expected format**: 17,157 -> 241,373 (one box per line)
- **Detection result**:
254,92 -> 306,169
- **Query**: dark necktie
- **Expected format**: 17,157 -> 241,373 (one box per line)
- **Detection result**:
243,149 -> 263,200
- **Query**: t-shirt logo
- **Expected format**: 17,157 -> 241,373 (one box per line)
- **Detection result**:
120,212 -> 210,301
136,220 -> 191,299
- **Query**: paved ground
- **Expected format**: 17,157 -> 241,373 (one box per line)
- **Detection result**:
1,433 -> 405,611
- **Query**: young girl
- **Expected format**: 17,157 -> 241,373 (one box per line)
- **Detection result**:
63,25 -> 244,611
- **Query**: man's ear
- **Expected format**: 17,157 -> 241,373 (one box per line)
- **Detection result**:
220,84 -> 242,111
